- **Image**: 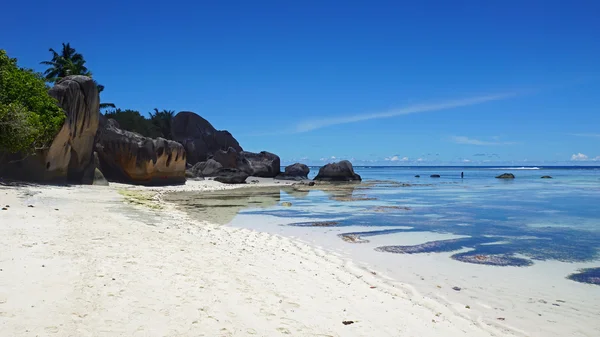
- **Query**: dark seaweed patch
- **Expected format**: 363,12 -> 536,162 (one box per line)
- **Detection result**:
566,267 -> 600,285
375,237 -> 499,254
338,228 -> 413,244
451,252 -> 533,267
288,221 -> 340,227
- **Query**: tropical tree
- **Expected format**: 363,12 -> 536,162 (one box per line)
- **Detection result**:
0,50 -> 65,156
40,43 -> 90,82
103,109 -> 159,137
40,43 -> 115,109
96,84 -> 115,110
149,108 -> 175,139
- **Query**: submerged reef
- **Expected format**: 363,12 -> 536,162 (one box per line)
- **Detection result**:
451,252 -> 533,267
371,206 -> 412,212
339,233 -> 370,243
338,228 -> 412,244
375,237 -> 498,254
567,268 -> 600,285
288,221 -> 340,227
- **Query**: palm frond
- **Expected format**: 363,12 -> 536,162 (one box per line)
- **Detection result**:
99,103 -> 116,110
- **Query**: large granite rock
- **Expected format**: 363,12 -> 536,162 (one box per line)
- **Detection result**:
275,163 -> 310,180
96,117 -> 186,185
212,147 -> 238,168
237,151 -> 281,177
171,111 -> 242,165
314,160 -> 361,182
214,168 -> 249,184
189,159 -> 223,177
0,76 -> 100,183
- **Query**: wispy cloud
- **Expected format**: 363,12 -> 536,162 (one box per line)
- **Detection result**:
568,133 -> 600,138
451,136 -> 517,146
295,93 -> 515,133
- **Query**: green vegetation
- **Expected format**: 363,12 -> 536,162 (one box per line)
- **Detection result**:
149,108 -> 175,139
118,189 -> 162,209
1,43 -> 177,159
41,43 -> 176,139
0,50 -> 65,154
40,42 -> 90,81
104,108 -> 158,137
104,108 -> 175,139
41,42 -> 115,110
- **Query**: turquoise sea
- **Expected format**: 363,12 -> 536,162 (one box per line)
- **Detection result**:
169,166 -> 600,283
165,166 -> 600,334
239,166 -> 600,280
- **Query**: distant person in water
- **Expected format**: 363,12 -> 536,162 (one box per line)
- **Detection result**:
461,172 -> 464,179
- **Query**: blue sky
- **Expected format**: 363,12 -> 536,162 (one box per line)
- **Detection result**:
2,1 -> 599,165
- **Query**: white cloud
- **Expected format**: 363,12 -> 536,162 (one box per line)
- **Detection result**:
416,158 -> 424,162
385,155 -> 410,162
463,159 -> 471,163
571,153 -> 589,161
451,136 -> 517,146
294,93 -> 515,133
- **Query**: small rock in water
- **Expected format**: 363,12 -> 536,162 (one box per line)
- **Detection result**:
414,175 -> 420,178
5,205 -> 9,207
1,208 -> 7,211
281,202 -> 292,207
465,305 -> 470,309
495,173 -> 515,179
541,176 -> 553,179
452,286 -> 461,291
27,205 -> 34,208
497,317 -> 506,321
342,321 -> 355,325
308,181 -> 315,186
430,174 -> 441,178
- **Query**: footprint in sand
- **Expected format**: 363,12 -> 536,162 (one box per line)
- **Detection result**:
276,327 -> 292,334
44,326 -> 59,333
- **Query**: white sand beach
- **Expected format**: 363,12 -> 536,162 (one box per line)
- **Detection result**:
0,180 -> 562,336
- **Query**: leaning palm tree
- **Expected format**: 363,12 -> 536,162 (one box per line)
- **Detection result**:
41,43 -> 115,110
96,83 -> 115,110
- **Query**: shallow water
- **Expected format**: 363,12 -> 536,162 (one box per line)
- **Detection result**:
169,166 -> 600,279
167,166 -> 600,335
240,167 -> 600,271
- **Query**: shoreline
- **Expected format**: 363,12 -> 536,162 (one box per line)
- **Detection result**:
0,179 -> 549,336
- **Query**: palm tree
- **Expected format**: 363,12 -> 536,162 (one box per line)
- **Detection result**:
41,43 -> 115,110
40,43 -> 90,82
96,83 -> 115,110
149,108 -> 175,139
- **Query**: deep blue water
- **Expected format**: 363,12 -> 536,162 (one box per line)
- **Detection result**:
242,166 -> 600,271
